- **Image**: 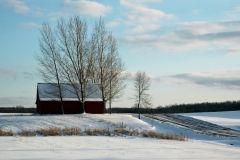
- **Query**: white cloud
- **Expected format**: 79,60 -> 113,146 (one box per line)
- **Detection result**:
127,0 -> 162,3
19,22 -> 41,29
119,0 -> 174,38
121,21 -> 240,53
125,71 -> 160,83
234,6 -> 240,12
226,47 -> 240,55
62,0 -> 112,17
0,68 -> 17,79
0,67 -> 37,80
119,4 -> 240,54
169,70 -> 240,89
107,18 -> 122,27
1,0 -> 30,14
47,12 -> 71,21
34,11 -> 44,17
122,32 -> 207,52
125,24 -> 160,34
176,22 -> 226,35
120,0 -> 174,24
224,6 -> 240,20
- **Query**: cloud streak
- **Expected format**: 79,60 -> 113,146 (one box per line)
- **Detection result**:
0,0 -> 30,14
169,71 -> 240,89
121,20 -> 240,53
125,24 -> 160,34
120,0 -> 174,24
0,96 -> 34,107
62,0 -> 112,17
0,67 -> 37,80
0,68 -> 17,79
19,22 -> 41,29
107,18 -> 122,27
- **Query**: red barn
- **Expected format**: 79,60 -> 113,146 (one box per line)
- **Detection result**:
35,83 -> 106,114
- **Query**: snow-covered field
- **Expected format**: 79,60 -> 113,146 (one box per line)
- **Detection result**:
180,111 -> 240,131
1,136 -> 240,159
0,113 -> 153,134
0,112 -> 240,159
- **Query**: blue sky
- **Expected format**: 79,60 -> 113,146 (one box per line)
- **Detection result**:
1,0 -> 240,107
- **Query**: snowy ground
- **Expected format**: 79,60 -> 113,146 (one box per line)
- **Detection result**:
0,112 -> 240,159
1,136 -> 240,159
180,111 -> 240,131
0,113 -> 153,134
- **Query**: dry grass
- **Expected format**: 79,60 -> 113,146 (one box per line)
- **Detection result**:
36,127 -> 62,136
141,131 -> 187,141
94,128 -> 112,136
84,128 -> 112,136
31,127 -> 186,141
5,127 -> 186,141
0,129 -> 13,136
114,128 -> 139,136
19,130 -> 36,136
84,128 -> 139,136
63,127 -> 82,135
84,128 -> 96,136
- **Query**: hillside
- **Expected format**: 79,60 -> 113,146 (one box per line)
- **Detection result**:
0,112 -> 240,159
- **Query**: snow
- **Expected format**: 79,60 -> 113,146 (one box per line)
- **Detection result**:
180,111 -> 240,131
1,136 -> 240,159
0,114 -> 153,134
0,112 -> 240,159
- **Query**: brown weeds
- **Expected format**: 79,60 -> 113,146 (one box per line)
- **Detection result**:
63,127 -> 82,135
84,128 -> 112,136
141,131 -> 187,141
0,129 -> 13,136
94,128 -> 112,136
19,130 -> 36,136
5,127 -> 186,141
84,128 -> 95,136
114,128 -> 139,136
36,127 -> 62,136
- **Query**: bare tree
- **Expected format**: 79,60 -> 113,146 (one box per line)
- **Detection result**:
91,17 -> 109,113
132,71 -> 153,119
106,33 -> 128,114
36,16 -> 127,114
56,16 -> 95,113
92,18 -> 127,114
35,22 -> 64,115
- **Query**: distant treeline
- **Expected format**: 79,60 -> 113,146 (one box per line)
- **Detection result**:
110,101 -> 240,114
1,100 -> 240,114
0,106 -> 36,113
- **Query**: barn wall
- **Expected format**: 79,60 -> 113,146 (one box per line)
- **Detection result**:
85,101 -> 106,114
36,102 -> 41,114
38,101 -> 63,114
36,101 -> 105,114
63,102 -> 82,114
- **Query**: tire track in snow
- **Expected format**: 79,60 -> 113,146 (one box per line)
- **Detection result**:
144,114 -> 240,138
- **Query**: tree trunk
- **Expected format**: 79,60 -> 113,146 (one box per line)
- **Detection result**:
102,101 -> 105,114
109,77 -> 112,114
109,100 -> 112,114
60,98 -> 64,115
137,102 -> 140,119
57,84 -> 64,115
82,102 -> 85,113
79,101 -> 85,113
138,80 -> 141,119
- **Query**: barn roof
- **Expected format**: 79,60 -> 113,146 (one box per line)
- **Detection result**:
37,83 -> 103,102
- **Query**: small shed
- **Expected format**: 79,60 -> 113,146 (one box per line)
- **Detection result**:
35,83 -> 106,114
